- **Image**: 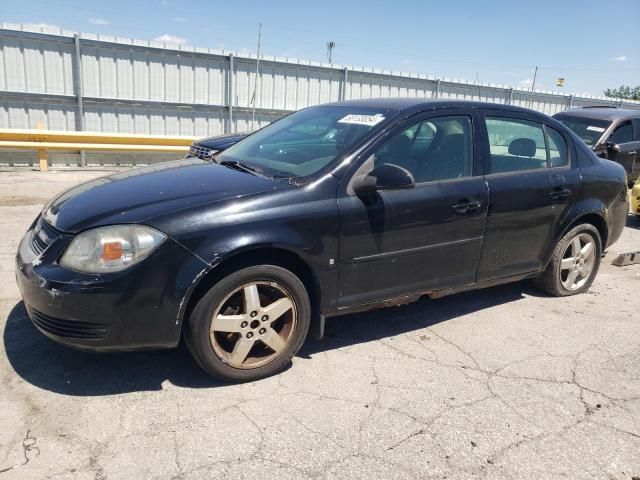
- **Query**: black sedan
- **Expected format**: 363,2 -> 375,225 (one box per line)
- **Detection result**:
16,99 -> 629,382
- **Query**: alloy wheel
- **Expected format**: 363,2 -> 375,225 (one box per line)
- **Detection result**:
209,281 -> 297,369
559,233 -> 596,291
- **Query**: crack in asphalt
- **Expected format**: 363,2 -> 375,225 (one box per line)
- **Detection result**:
336,331 -> 640,479
0,430 -> 39,475
1,183 -> 639,479
2,324 -> 639,480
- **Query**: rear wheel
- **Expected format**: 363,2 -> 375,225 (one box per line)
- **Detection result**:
186,265 -> 310,382
533,224 -> 602,296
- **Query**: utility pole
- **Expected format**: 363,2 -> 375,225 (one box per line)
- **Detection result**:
251,22 -> 262,130
73,34 -> 86,167
326,41 -> 335,64
529,66 -> 538,107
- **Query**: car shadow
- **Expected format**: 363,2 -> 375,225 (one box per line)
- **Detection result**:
3,281 -> 537,397
301,280 -> 540,357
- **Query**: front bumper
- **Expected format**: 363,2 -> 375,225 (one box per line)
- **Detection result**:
15,221 -> 209,351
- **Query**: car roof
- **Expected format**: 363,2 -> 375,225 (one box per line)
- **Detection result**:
553,107 -> 640,121
320,98 -> 544,116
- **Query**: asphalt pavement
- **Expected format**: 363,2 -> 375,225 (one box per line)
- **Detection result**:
1,169 -> 639,480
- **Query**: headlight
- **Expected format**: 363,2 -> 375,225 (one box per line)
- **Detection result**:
60,225 -> 166,273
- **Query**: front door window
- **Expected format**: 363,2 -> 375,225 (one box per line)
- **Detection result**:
372,116 -> 473,183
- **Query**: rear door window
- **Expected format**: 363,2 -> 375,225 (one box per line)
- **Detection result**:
485,117 -> 547,173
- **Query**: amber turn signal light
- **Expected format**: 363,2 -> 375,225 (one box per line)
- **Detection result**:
101,241 -> 123,261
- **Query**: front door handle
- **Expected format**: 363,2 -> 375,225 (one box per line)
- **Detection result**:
548,187 -> 571,201
452,199 -> 482,214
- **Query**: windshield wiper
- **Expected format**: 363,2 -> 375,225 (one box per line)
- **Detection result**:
217,159 -> 267,177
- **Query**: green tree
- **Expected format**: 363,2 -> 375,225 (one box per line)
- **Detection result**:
604,85 -> 640,100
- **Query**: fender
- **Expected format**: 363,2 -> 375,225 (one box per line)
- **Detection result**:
542,198 -> 608,268
172,240 -> 333,336
150,177 -> 342,333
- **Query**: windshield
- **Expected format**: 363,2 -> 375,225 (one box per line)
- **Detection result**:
217,106 -> 396,178
555,115 -> 611,147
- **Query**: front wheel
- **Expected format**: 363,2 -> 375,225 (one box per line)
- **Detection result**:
533,224 -> 602,296
186,265 -> 310,382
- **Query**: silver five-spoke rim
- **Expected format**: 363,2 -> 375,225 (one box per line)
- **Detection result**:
560,233 -> 596,291
209,281 -> 297,369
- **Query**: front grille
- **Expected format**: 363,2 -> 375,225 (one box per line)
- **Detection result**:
29,308 -> 109,340
189,143 -> 217,160
31,231 -> 48,255
30,217 -> 60,255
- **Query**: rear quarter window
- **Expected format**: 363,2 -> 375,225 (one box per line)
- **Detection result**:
546,127 -> 569,168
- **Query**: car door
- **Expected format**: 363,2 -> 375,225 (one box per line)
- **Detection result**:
476,111 -> 580,281
337,111 -> 489,307
605,120 -> 640,181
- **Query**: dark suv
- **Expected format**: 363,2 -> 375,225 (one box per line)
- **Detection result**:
186,133 -> 248,160
553,106 -> 640,185
16,99 -> 629,382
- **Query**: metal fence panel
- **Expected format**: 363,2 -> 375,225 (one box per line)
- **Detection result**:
0,23 -> 638,166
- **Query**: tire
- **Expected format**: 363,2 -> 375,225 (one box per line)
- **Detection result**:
186,265 -> 310,382
533,223 -> 602,297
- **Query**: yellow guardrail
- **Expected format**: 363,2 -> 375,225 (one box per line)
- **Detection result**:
0,128 -> 198,171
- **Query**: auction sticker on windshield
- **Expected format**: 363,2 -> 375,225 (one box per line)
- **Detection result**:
338,113 -> 385,126
586,126 -> 606,132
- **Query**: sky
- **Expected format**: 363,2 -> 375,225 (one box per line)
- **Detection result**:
1,0 -> 638,96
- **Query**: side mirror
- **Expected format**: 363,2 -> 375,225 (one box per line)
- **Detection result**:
352,163 -> 415,196
605,141 -> 619,152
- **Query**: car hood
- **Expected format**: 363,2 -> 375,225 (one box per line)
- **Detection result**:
196,133 -> 249,150
42,159 -> 283,233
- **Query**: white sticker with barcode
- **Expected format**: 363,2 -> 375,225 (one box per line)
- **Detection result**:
586,126 -> 605,132
338,113 -> 385,126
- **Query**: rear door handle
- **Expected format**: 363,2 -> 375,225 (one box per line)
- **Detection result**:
549,187 -> 571,201
452,199 -> 482,214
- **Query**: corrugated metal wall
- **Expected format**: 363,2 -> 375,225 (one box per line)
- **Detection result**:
1,23 -> 638,166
